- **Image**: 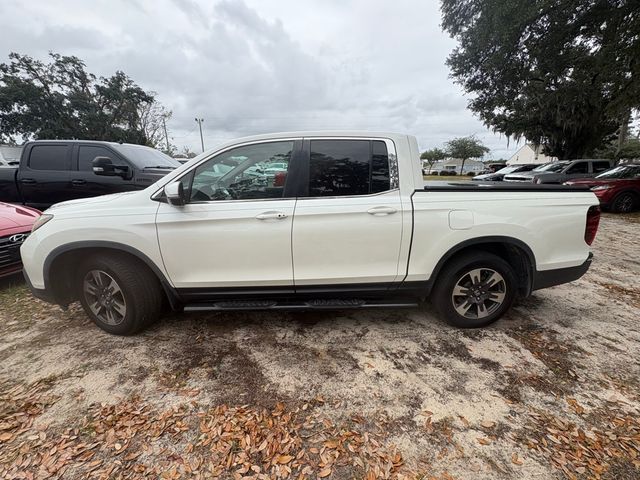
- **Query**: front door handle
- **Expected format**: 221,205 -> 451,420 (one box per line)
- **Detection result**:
367,206 -> 397,216
71,179 -> 87,186
255,211 -> 288,220
20,178 -> 36,185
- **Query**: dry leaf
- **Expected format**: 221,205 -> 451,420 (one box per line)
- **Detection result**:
318,467 -> 332,477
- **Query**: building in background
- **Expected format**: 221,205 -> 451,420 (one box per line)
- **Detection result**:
507,144 -> 556,165
424,158 -> 485,174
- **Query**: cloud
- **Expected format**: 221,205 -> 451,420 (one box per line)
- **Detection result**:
0,0 -> 523,158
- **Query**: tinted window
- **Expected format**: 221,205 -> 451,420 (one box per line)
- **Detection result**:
111,144 -> 179,169
593,161 -> 610,173
371,141 -> 390,193
78,146 -> 125,171
308,140 -> 391,197
567,162 -> 588,174
28,145 -> 70,171
189,141 -> 293,202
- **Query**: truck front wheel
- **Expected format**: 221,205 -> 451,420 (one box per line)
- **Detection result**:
431,251 -> 517,328
76,254 -> 162,335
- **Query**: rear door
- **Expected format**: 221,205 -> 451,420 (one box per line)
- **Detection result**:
291,138 -> 404,289
19,143 -> 72,208
67,144 -> 137,200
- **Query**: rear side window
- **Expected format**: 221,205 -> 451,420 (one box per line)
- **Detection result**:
28,145 -> 70,171
78,146 -> 123,171
308,140 -> 391,197
593,161 -> 610,173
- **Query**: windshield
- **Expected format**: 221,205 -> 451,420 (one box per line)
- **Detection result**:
495,166 -> 519,174
595,165 -> 640,179
533,161 -> 570,173
111,144 -> 180,169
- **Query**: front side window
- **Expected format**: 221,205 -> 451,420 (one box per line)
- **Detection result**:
187,141 -> 293,202
308,140 -> 391,197
28,145 -> 70,171
567,162 -> 588,174
78,146 -> 126,171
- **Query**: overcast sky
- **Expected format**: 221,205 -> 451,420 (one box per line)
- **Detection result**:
0,0 -> 524,159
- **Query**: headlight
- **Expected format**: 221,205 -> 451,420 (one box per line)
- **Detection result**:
31,214 -> 53,232
591,185 -> 611,191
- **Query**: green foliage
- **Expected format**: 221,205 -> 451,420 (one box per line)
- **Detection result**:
420,147 -> 447,162
0,52 -> 168,145
596,138 -> 640,162
441,0 -> 640,159
445,136 -> 489,173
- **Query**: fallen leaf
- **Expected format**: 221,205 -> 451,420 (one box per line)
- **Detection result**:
318,467 -> 332,477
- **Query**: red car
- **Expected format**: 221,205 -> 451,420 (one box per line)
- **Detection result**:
565,164 -> 640,213
0,202 -> 41,278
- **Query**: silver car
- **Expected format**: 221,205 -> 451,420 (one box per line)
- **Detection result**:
503,159 -> 612,184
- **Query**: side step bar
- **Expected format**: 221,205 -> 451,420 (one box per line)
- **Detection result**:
183,298 -> 418,312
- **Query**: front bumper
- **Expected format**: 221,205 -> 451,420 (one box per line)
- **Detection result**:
532,253 -> 593,291
23,269 -> 58,304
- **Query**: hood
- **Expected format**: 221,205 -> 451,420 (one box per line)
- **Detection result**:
47,191 -> 138,211
0,201 -> 41,229
473,173 -> 501,181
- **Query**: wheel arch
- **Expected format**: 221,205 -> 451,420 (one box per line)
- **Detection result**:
44,241 -> 181,310
424,236 -> 536,297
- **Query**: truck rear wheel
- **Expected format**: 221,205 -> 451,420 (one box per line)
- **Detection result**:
77,254 -> 162,335
431,251 -> 517,328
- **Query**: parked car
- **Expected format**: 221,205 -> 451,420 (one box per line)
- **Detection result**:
504,159 -> 612,184
564,164 -> 640,213
0,140 -> 181,210
473,164 -> 538,182
0,202 -> 41,278
22,132 -> 599,335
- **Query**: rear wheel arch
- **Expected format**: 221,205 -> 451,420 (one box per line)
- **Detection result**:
427,237 -> 536,297
44,242 -> 180,309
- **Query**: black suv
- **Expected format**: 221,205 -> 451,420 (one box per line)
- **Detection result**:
0,140 -> 180,209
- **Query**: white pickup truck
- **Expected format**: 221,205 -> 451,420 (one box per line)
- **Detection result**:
21,132 -> 600,335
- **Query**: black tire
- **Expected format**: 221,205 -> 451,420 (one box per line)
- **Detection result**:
611,192 -> 637,213
431,251 -> 517,328
76,254 -> 163,335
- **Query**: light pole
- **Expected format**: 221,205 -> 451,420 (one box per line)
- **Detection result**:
195,117 -> 205,152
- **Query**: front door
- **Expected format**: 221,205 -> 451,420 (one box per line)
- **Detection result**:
155,139 -> 300,291
292,138 -> 404,288
67,144 -> 137,200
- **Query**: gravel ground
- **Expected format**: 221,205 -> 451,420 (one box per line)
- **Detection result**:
0,213 -> 638,479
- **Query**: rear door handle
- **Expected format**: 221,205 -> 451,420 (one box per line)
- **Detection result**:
71,179 -> 87,186
367,206 -> 397,216
20,178 -> 36,185
255,211 -> 288,220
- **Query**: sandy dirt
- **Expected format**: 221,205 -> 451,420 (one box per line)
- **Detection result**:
0,213 -> 638,479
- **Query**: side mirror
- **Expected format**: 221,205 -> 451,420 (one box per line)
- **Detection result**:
92,156 -> 132,179
164,181 -> 185,206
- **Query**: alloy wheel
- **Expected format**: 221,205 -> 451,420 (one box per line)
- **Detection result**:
451,268 -> 506,319
83,270 -> 127,325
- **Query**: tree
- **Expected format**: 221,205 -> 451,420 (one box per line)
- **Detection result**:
420,147 -> 447,173
441,0 -> 640,159
137,96 -> 174,152
445,136 -> 489,174
0,52 -> 165,145
595,138 -> 640,162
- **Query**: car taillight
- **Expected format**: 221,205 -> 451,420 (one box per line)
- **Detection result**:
585,205 -> 600,246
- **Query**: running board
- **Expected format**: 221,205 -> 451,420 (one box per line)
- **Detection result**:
183,298 -> 418,312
